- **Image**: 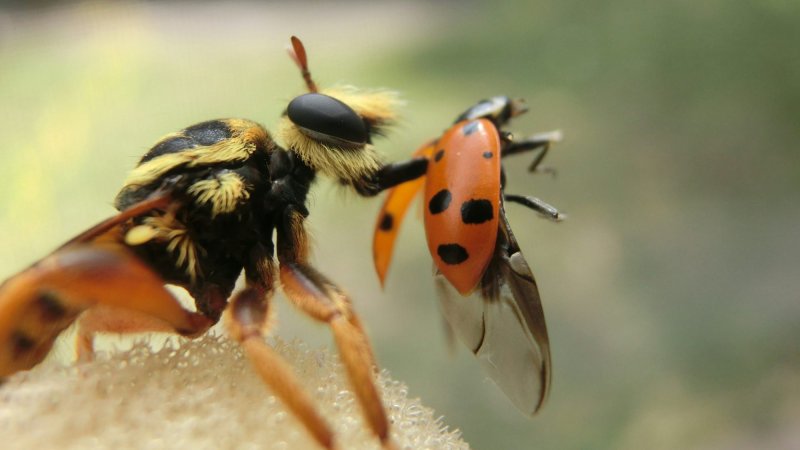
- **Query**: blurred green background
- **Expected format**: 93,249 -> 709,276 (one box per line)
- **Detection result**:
1,1 -> 799,449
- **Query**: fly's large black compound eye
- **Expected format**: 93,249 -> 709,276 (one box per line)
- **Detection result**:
287,93 -> 368,148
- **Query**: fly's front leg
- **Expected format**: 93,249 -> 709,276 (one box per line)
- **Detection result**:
225,243 -> 336,449
277,207 -> 395,450
354,157 -> 428,196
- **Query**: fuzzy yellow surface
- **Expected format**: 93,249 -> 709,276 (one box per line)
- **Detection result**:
0,333 -> 469,450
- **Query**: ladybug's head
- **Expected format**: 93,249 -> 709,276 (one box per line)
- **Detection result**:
277,37 -> 399,184
455,96 -> 528,126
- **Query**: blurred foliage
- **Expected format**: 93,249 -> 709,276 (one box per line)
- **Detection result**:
0,1 -> 799,449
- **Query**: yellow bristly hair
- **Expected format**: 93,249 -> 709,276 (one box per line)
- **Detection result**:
122,119 -> 270,190
277,87 -> 401,182
321,86 -> 401,127
124,213 -> 203,282
187,172 -> 250,217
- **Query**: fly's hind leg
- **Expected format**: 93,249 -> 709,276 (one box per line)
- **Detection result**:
75,305 -> 205,363
226,243 -> 336,450
74,283 -> 228,362
0,244 -> 211,377
276,207 -> 395,450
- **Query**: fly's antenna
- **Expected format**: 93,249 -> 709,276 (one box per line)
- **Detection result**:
287,36 -> 318,93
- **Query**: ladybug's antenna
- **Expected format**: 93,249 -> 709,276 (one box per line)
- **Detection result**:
287,36 -> 318,93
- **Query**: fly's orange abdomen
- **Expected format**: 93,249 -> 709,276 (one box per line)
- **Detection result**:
423,119 -> 501,295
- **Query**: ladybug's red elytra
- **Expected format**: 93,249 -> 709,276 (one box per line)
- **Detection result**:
424,118 -> 502,295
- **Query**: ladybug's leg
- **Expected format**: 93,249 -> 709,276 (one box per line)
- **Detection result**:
505,193 -> 564,222
502,130 -> 563,174
226,243 -> 336,450
0,245 -> 211,378
277,207 -> 394,449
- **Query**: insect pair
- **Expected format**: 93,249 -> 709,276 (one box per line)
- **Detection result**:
0,37 -> 563,449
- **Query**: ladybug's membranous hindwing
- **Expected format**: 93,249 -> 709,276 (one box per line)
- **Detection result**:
423,118 -> 501,295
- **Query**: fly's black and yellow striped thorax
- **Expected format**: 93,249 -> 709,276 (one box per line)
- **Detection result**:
113,119 -> 281,304
116,119 -> 274,210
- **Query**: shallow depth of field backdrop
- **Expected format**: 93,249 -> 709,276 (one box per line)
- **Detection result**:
1,2 -> 799,449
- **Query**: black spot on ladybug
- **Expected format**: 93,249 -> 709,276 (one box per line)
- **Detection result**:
379,213 -> 394,231
437,244 -> 469,265
428,189 -> 452,215
461,199 -> 494,224
462,121 -> 480,136
482,151 -> 493,159
434,149 -> 445,162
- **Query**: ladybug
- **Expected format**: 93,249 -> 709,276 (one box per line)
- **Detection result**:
373,96 -> 564,414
